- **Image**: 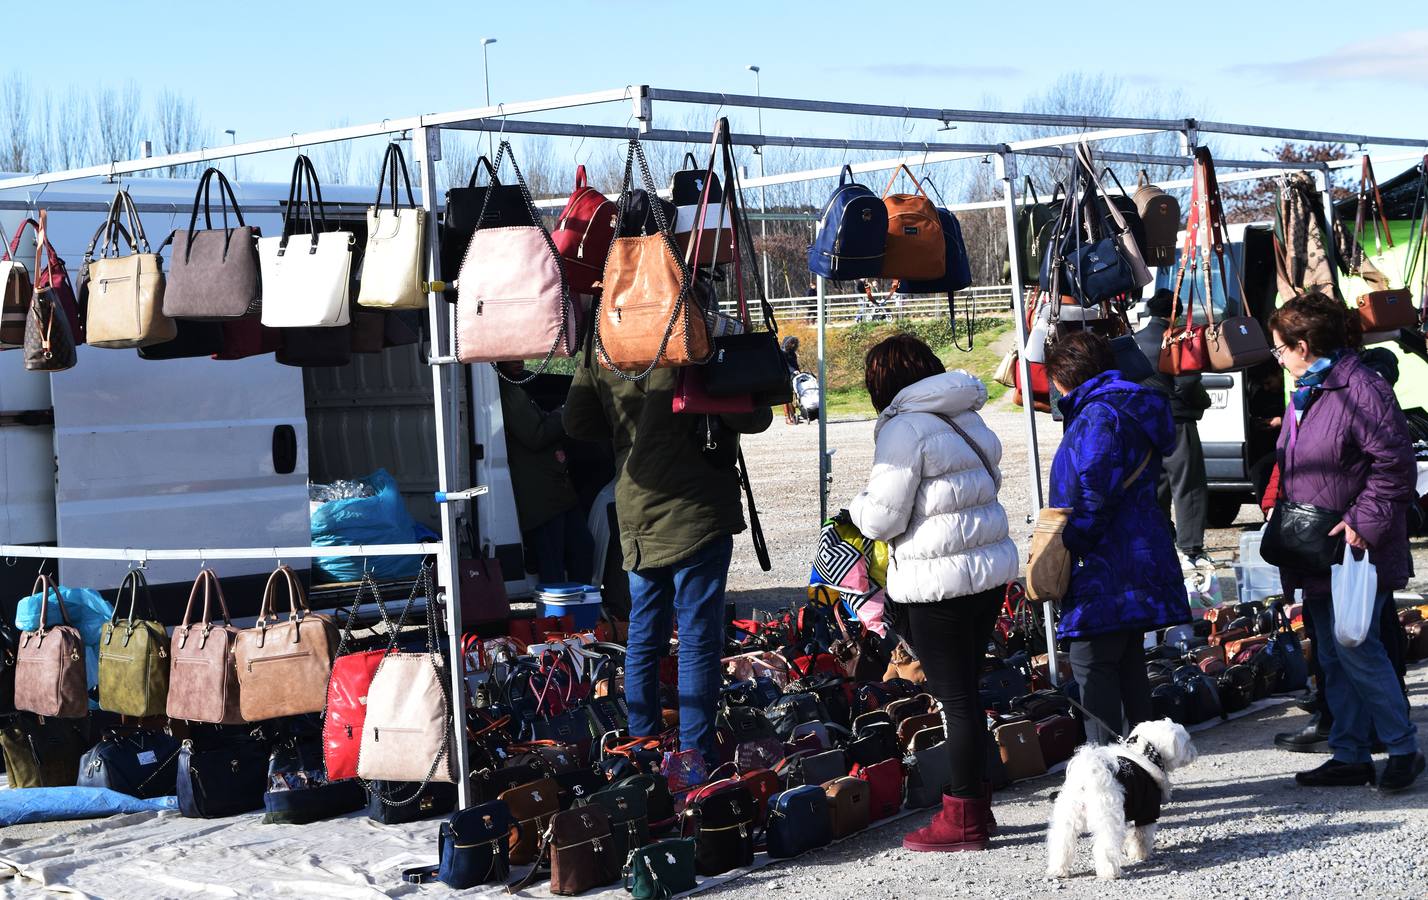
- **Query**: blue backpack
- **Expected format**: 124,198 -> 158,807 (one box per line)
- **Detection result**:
807,165 -> 887,279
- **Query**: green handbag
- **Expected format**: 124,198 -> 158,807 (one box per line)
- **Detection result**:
623,838 -> 696,900
98,569 -> 171,718
0,713 -> 88,787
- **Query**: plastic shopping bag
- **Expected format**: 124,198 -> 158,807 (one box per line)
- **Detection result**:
1330,545 -> 1376,647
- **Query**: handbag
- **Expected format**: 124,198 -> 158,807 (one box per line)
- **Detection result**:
78,729 -> 182,799
436,801 -> 513,888
1014,178 -> 1063,286
440,154 -> 533,302
176,724 -> 270,818
904,736 -> 953,809
0,714 -> 87,788
682,782 -> 755,876
593,138 -> 711,378
14,574 -> 88,719
1349,156 -> 1417,332
234,565 -> 338,720
822,775 -> 871,839
511,806 -> 619,896
0,238 -> 32,349
259,156 -> 354,328
765,784 -> 832,858
851,757 -> 904,820
500,776 -> 562,865
163,167 -> 262,319
213,317 -> 283,360
98,568 -> 171,718
581,782 -> 649,863
456,139 -> 574,370
455,554 -> 510,625
4,214 -> 82,343
357,142 -> 428,310
671,151 -> 734,266
1262,501 -> 1344,575
276,321 -> 352,367
879,165 -> 945,280
166,568 -> 245,725
623,838 -> 697,900
1028,452 -> 1152,602
23,211 -> 77,372
1077,144 -> 1153,290
552,164 -> 618,296
368,780 -> 458,824
138,319 -> 226,359
80,193 -> 175,348
262,724 -> 366,825
1133,171 -> 1182,267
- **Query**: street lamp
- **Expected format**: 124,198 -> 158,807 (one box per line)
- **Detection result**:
223,129 -> 237,179
481,38 -> 498,156
746,65 -> 771,298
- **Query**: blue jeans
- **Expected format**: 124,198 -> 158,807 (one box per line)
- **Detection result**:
624,536 -> 733,762
1304,587 -> 1418,763
523,507 -> 595,585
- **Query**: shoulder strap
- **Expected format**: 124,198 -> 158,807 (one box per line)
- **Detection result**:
737,447 -> 771,573
933,413 -> 1000,490
1120,451 -> 1153,492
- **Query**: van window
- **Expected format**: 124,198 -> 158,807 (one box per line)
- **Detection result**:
1154,243 -> 1246,320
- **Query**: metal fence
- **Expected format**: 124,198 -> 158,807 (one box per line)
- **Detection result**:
720,285 -> 1013,325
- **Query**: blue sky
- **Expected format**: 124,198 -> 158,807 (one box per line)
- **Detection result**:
26,0 -> 1428,184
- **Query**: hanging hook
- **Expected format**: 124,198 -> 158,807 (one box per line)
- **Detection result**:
138,549 -> 148,571
198,549 -> 207,572
273,547 -> 283,570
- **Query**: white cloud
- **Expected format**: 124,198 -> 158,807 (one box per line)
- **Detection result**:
1231,30 -> 1428,83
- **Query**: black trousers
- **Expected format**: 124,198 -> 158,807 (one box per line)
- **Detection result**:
891,587 -> 1002,800
1156,421 -> 1208,556
1068,630 -> 1154,745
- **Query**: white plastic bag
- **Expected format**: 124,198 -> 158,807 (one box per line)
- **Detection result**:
1330,545 -> 1376,647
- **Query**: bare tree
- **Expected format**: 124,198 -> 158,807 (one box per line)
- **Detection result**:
1221,141 -> 1352,223
310,119 -> 355,185
36,88 -> 92,173
93,82 -> 145,166
153,90 -> 210,177
0,73 -> 35,173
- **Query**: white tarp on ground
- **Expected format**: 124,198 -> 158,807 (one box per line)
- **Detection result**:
0,697 -> 1291,899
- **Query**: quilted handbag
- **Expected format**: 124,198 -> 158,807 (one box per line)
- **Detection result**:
163,167 -> 262,319
98,568 -> 170,718
357,142 -> 428,310
682,783 -> 755,876
80,191 -> 175,348
5,214 -> 82,343
456,140 -> 574,369
851,757 -> 904,820
440,154 -> 533,301
552,164 -> 618,295
14,575 -> 88,719
77,729 -> 182,799
765,784 -> 832,858
879,164 -> 945,280
258,156 -> 354,328
166,569 -> 245,725
176,724 -> 270,818
234,565 -> 338,721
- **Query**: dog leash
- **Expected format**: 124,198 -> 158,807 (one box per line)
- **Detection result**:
1056,691 -> 1129,744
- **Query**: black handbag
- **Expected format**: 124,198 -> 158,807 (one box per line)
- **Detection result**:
137,319 -> 225,359
0,713 -> 88,788
904,738 -> 952,809
682,784 -> 755,877
765,692 -> 826,739
176,725 -> 270,818
367,781 -> 457,824
263,730 -> 366,824
1261,501 -> 1344,575
581,782 -> 649,863
439,156 -> 533,302
0,618 -> 16,714
77,730 -> 182,799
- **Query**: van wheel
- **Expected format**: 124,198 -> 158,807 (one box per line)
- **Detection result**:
1206,495 -> 1243,529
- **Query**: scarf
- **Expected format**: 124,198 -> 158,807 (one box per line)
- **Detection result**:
1291,350 -> 1344,412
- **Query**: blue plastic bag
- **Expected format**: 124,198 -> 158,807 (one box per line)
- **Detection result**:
311,469 -> 436,583
15,585 -> 114,708
0,786 -> 175,826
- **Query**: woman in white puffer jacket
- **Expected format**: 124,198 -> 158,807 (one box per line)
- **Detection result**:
847,334 -> 1020,854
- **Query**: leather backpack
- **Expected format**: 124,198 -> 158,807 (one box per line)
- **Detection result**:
234,565 -> 338,721
1133,171 -> 1182,267
765,784 -> 831,858
14,575 -> 88,719
553,165 -> 618,297
879,165 -> 945,280
822,775 -> 871,839
98,568 -> 171,718
167,569 -> 245,725
807,165 -> 887,279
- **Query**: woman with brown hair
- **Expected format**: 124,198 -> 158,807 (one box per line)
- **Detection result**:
847,334 -> 1019,852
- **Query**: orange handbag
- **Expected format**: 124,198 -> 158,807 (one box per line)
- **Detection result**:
879,165 -> 945,280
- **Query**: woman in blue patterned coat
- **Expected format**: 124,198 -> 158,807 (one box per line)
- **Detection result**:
1045,332 -> 1191,744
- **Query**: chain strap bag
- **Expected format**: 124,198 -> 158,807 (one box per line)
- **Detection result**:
234,565 -> 338,720
357,142 -> 428,310
456,139 -> 574,371
166,568 -> 245,725
258,155 -> 354,328
593,138 -> 712,379
163,167 -> 262,319
440,154 -> 533,301
82,190 -> 176,348
14,575 -> 88,719
98,568 -> 170,718
23,210 -> 77,372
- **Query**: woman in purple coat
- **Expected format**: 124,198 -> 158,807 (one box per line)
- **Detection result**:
1268,293 -> 1422,793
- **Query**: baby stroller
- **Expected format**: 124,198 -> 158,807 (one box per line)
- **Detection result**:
792,372 -> 820,422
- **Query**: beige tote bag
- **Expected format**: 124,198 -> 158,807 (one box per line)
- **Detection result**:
84,189 -> 176,349
356,142 -> 428,310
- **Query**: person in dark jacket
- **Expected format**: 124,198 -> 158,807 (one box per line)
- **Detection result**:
564,359 -> 771,762
1134,290 -> 1214,572
1046,332 -> 1191,744
1267,293 -> 1422,792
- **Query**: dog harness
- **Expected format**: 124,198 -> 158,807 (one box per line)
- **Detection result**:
1116,738 -> 1165,826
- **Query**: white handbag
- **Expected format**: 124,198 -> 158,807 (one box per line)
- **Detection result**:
259,156 -> 353,328
357,142 -> 428,311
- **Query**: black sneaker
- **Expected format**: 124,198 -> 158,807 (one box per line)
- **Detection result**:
1295,758 -> 1376,787
1378,752 -> 1426,794
1275,720 -> 1331,754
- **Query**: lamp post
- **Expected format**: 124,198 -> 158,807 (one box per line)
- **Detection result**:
746,65 -> 771,298
481,38 -> 497,157
223,129 -> 237,179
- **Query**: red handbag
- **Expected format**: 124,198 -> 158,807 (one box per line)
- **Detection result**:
509,615 -> 575,649
1159,152 -> 1212,376
673,366 -> 754,414
5,218 -> 83,344
552,165 -> 618,295
851,758 -> 904,820
322,574 -> 410,781
213,318 -> 283,360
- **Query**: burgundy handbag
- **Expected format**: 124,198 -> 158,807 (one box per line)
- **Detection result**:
672,366 -> 755,415
455,556 -> 510,626
6,215 -> 83,344
1035,714 -> 1082,766
214,319 -> 282,360
851,758 -> 904,820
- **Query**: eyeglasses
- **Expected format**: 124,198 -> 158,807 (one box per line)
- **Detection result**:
1271,344 -> 1289,361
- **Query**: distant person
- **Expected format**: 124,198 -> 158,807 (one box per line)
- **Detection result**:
1132,289 -> 1214,573
782,335 -> 802,425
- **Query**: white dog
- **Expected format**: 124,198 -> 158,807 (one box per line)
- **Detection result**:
1046,719 -> 1198,880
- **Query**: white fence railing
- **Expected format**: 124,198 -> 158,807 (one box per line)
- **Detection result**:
721,285 -> 1013,325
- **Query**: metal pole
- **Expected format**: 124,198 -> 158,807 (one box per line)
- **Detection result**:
481,38 -> 497,158
749,65 -> 771,299
997,149 -> 1059,683
414,125 -> 473,809
817,270 -> 829,523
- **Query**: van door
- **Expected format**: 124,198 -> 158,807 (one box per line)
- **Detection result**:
0,352 -> 55,545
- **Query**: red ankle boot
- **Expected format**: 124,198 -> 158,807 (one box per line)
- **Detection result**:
984,781 -> 998,835
902,792 -> 990,852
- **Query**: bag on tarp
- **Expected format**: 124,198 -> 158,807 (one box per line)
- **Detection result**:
310,469 -> 436,582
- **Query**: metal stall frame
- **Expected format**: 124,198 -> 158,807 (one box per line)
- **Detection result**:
1,84 -> 1424,799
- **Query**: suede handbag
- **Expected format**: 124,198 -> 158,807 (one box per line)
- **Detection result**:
98,568 -> 171,719
80,192 -> 175,349
166,569 -> 245,725
234,565 -> 338,721
14,575 -> 88,719
163,167 -> 262,320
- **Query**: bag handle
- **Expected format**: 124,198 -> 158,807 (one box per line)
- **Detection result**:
881,164 -> 931,201
1099,166 -> 1133,200
718,117 -> 781,336
1355,156 -> 1395,262
111,568 -> 158,627
257,564 -> 310,624
1021,176 -> 1040,208
373,142 -> 417,212
737,447 -> 771,573
573,164 -> 588,190
179,167 -> 247,264
29,574 -> 70,631
465,155 -> 500,190
6,216 -> 65,278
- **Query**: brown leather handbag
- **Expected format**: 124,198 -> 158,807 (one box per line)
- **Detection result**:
22,211 -> 77,372
879,165 -> 945,281
234,566 -> 337,720
500,777 -> 562,865
166,569 -> 245,725
993,718 -> 1047,781
822,776 -> 871,839
897,712 -> 944,749
14,575 -> 88,719
593,139 -> 711,379
511,805 -> 619,896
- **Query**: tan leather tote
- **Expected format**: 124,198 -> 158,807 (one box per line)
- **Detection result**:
166,569 -> 245,725
84,189 -> 176,349
593,139 -> 711,379
14,575 -> 88,719
879,165 -> 945,281
234,565 -> 337,720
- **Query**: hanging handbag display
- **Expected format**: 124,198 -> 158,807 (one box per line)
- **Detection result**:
163,167 -> 262,320
13,574 -> 88,719
440,154 -> 534,302
879,164 -> 945,280
234,565 -> 338,720
77,729 -> 182,799
1349,156 -> 1417,332
81,191 -> 176,348
357,142 -> 428,310
166,568 -> 245,725
5,215 -> 83,344
456,140 -> 575,371
594,138 -> 712,378
1133,170 -> 1182,267
98,568 -> 171,718
671,151 -> 734,266
0,232 -> 31,349
1076,146 -> 1153,290
23,211 -> 77,372
1013,178 -> 1063,286
176,724 -> 270,818
259,156 -> 354,328
623,837 -> 697,900
552,164 -> 618,296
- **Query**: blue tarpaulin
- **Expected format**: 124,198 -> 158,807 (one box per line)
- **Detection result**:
311,469 -> 436,583
0,786 -> 175,826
